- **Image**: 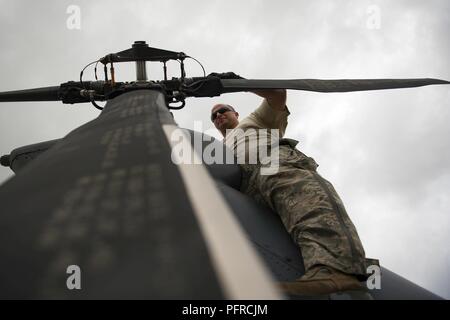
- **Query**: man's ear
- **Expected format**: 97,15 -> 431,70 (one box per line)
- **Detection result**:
235,112 -> 239,119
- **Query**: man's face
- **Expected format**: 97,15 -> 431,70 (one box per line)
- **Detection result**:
211,104 -> 239,132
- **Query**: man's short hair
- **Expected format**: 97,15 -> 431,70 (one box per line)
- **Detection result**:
225,104 -> 236,112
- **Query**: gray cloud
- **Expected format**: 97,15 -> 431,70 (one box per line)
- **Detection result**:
0,0 -> 448,298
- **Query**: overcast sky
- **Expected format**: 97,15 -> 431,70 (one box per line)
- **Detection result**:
0,0 -> 449,299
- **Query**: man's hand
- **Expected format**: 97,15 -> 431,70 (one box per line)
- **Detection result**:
205,73 -> 287,110
252,89 -> 287,111
207,72 -> 245,80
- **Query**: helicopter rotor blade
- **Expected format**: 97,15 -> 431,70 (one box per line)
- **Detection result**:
220,78 -> 450,93
0,86 -> 61,102
1,78 -> 448,104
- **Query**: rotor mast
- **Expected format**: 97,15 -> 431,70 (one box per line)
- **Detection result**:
133,41 -> 148,81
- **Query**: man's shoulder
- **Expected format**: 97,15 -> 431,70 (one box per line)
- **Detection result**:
223,117 -> 262,142
237,115 -> 256,127
231,98 -> 290,133
236,113 -> 266,130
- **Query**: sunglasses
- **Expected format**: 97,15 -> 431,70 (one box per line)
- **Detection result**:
211,107 -> 233,122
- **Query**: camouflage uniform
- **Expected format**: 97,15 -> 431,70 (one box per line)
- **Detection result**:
225,99 -> 376,279
239,139 -> 375,279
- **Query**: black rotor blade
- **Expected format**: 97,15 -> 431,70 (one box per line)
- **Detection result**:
220,78 -> 450,93
0,86 -> 61,102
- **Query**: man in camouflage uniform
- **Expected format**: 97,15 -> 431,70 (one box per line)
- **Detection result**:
211,89 -> 377,295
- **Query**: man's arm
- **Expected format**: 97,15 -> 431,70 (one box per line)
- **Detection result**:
251,89 -> 287,111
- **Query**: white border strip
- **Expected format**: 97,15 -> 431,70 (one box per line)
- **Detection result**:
163,125 -> 282,299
